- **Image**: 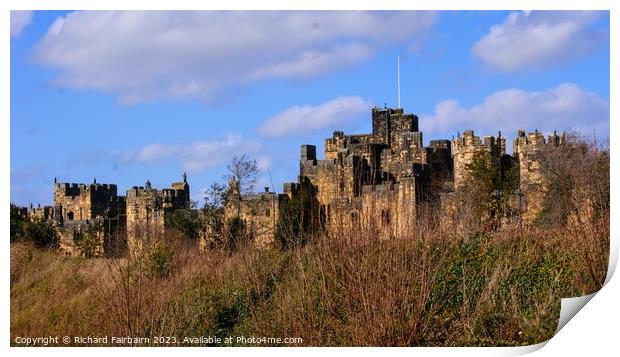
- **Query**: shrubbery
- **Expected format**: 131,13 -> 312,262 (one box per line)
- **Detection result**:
10,204 -> 58,248
74,222 -> 103,258
146,243 -> 174,278
165,208 -> 204,240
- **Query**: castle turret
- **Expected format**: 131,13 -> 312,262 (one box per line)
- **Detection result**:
170,173 -> 190,208
301,144 -> 317,162
452,130 -> 502,188
512,128 -> 565,224
53,180 -> 120,221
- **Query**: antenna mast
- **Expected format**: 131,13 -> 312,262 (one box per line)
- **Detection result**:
397,56 -> 401,109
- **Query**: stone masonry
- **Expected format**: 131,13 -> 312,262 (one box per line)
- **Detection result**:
51,178 -> 126,256
28,174 -> 190,257
125,174 -> 190,254
226,105 -> 565,246
224,178 -> 281,248
452,130 -> 506,189
513,129 -> 564,223
26,105 -> 566,252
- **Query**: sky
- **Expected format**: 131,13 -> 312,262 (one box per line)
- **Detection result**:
10,10 -> 610,207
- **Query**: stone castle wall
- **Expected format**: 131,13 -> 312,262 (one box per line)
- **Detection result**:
513,130 -> 564,224
29,105 -> 569,253
125,178 -> 190,254
452,130 -> 505,189
228,105 -> 565,246
36,175 -> 189,257
53,182 -> 120,222
266,106 -> 442,242
223,178 -> 283,247
28,205 -> 55,222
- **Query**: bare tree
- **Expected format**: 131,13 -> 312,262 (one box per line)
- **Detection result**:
225,154 -> 260,219
226,154 -> 259,196
536,133 -> 609,227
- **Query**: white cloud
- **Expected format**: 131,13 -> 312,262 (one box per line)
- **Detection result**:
259,96 -> 372,138
11,10 -> 33,38
251,43 -> 373,80
34,11 -> 435,104
420,83 -> 609,140
123,134 -> 263,173
472,11 -> 607,72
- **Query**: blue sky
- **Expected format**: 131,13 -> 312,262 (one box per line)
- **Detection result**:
10,10 -> 610,206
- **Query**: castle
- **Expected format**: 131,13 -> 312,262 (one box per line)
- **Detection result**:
24,105 -> 565,255
27,175 -> 190,256
225,105 -> 565,246
126,175 -> 190,253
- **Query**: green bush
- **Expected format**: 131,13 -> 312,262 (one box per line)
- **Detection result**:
428,234 -> 496,314
10,204 -> 59,248
165,209 -> 204,240
465,151 -> 518,227
226,217 -> 245,251
10,204 -> 28,242
74,223 -> 103,258
23,220 -> 58,249
147,244 -> 173,278
275,190 -> 319,250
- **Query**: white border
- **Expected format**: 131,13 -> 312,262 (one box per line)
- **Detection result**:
3,1 -> 617,356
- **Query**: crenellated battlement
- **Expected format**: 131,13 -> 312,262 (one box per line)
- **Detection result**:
452,130 -> 506,188
41,174 -> 190,257
54,182 -> 118,197
125,175 -> 191,254
53,180 -> 122,223
513,129 -> 564,156
452,130 -> 505,156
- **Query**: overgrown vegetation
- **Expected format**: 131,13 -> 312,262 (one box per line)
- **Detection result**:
10,137 -> 609,346
165,207 -> 204,241
464,151 -> 518,229
10,204 -> 58,248
73,222 -> 103,258
276,186 -> 319,249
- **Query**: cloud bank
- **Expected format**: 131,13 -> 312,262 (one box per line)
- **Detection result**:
472,11 -> 607,72
122,134 -> 262,173
35,11 -> 435,104
420,83 -> 609,140
259,96 -> 372,138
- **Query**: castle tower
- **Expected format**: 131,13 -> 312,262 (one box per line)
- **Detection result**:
452,130 -> 502,188
512,129 -> 564,224
170,172 -> 191,208
371,107 -> 419,147
53,181 -> 119,222
51,180 -> 125,257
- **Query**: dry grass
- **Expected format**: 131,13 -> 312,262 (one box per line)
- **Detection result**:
10,213 -> 608,346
